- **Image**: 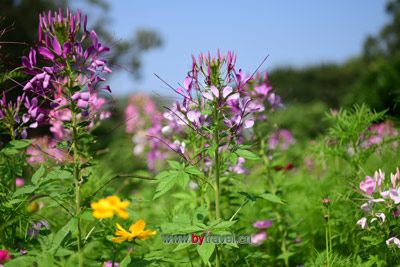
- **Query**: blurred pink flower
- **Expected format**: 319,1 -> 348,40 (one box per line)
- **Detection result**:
0,250 -> 11,264
26,136 -> 70,164
124,93 -> 158,134
251,232 -> 267,245
253,220 -> 273,229
268,129 -> 294,150
103,261 -> 119,267
15,177 -> 25,187
363,121 -> 398,148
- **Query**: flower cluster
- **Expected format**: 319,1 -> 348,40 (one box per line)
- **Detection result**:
172,51 -> 265,142
356,168 -> 400,247
362,121 -> 398,148
19,9 -> 111,140
268,129 -> 295,150
130,51 -> 282,172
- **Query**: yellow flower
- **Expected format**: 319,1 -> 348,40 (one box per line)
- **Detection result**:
111,219 -> 157,243
91,195 -> 130,219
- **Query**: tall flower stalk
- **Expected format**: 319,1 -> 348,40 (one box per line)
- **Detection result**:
148,50 -> 280,265
20,9 -> 112,266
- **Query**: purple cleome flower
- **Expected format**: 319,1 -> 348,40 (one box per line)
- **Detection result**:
17,9 -> 112,141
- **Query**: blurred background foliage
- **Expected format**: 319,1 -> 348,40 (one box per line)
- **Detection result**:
270,0 -> 400,117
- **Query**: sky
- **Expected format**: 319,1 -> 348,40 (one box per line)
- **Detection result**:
75,0 -> 389,96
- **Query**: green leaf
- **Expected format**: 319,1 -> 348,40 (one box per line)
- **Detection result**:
167,160 -> 181,170
277,251 -> 295,260
185,166 -> 204,176
197,243 -> 216,264
235,149 -> 260,160
120,255 -> 131,267
229,153 -> 238,164
47,169 -> 73,180
9,139 -> 32,149
13,185 -> 37,197
2,147 -> 19,155
173,243 -> 192,252
260,193 -> 285,204
31,165 -> 45,185
51,218 -> 76,252
212,220 -> 237,230
177,171 -> 190,188
153,171 -> 179,199
4,256 -> 36,267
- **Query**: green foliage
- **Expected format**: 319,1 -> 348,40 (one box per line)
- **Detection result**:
323,104 -> 386,168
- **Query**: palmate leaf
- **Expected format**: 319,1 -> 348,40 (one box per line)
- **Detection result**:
153,171 -> 177,199
153,169 -> 190,199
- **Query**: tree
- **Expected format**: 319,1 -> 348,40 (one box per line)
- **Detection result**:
0,0 -> 162,81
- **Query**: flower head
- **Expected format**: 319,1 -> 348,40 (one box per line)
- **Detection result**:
19,9 -> 112,141
111,219 -> 157,243
91,195 -> 130,219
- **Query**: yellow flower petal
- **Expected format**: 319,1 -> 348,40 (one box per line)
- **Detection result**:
111,236 -> 127,243
115,223 -> 126,232
106,195 -> 120,204
129,219 -> 146,233
91,195 -> 130,220
118,200 -> 130,209
116,209 -> 129,219
137,230 -> 157,240
92,210 -> 114,219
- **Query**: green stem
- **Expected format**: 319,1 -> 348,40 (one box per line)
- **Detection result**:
214,104 -> 221,267
325,212 -> 330,267
72,112 -> 83,267
328,210 -> 332,256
